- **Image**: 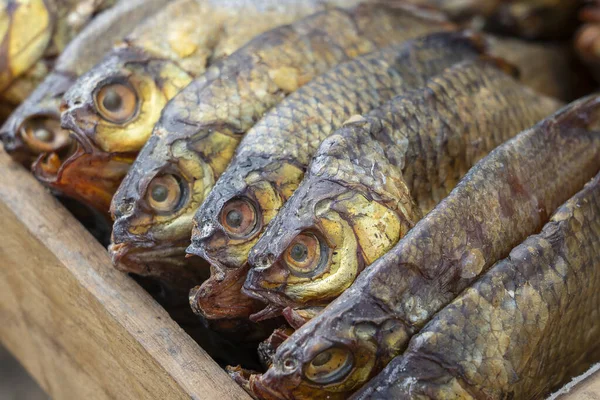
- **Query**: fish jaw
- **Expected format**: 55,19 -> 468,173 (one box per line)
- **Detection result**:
109,234 -> 209,293
0,71 -> 74,165
189,263 -> 264,320
32,139 -> 136,216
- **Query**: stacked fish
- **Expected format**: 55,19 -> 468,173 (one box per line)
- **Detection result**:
1,0 -> 600,399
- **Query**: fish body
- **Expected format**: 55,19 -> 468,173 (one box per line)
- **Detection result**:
185,32 -> 486,325
248,95 -> 600,399
51,0 -> 359,214
0,0 -> 169,165
353,172 -> 600,400
243,57 -> 561,326
0,0 -> 116,95
109,3 -> 454,293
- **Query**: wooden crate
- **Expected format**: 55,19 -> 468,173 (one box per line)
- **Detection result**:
0,150 -> 250,399
0,147 -> 598,399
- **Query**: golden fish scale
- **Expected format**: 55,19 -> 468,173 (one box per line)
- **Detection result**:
234,34 -> 480,165
156,5 -> 450,146
354,173 -> 600,400
311,59 -> 561,216
259,96 -> 600,399
189,33 -> 486,322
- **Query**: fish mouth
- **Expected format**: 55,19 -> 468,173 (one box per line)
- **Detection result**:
249,372 -> 297,400
189,263 -> 266,322
110,241 -> 190,270
243,267 -> 294,317
186,241 -> 234,274
32,135 -> 136,215
109,238 -> 209,288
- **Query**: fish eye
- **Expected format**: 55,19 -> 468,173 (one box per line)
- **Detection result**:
146,174 -> 185,213
219,197 -> 258,237
304,347 -> 353,384
95,83 -> 138,124
284,232 -> 328,277
20,116 -> 70,153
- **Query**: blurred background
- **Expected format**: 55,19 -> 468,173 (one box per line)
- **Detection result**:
0,345 -> 48,400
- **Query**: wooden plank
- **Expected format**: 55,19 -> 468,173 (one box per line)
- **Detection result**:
0,150 -> 250,400
553,365 -> 600,400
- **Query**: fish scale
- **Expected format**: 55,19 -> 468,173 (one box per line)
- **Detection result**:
186,32 -> 486,324
246,94 -> 600,400
244,58 -> 562,324
354,171 -> 600,400
109,3 -> 454,298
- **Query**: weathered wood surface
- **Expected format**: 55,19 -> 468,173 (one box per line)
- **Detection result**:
555,365 -> 600,400
0,149 -> 250,400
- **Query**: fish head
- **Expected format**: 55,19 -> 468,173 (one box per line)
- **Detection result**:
248,293 -> 388,399
60,46 -> 192,155
186,156 -> 304,321
188,157 -> 304,270
108,73 -> 253,282
0,71 -> 73,165
108,120 -> 219,278
32,138 -> 136,216
244,165 -> 409,314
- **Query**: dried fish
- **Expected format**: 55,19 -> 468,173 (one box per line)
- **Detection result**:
243,57 -> 562,329
109,3 -> 453,293
0,0 -> 116,95
185,32 -> 485,326
353,172 -> 600,400
49,0 -> 357,214
244,95 -> 600,399
0,0 -> 169,165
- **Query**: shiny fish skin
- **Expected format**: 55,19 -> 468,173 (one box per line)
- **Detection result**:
248,95 -> 600,400
109,3 -> 453,293
50,0 -> 359,215
186,31 -> 486,325
0,0 -> 169,165
243,57 -> 562,325
353,173 -> 600,400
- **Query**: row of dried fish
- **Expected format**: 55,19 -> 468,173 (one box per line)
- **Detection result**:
1,1 -> 600,399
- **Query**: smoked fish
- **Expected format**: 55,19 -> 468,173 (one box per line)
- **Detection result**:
50,0 -> 358,214
0,0 -> 116,95
0,0 -> 169,166
353,172 -> 600,400
243,57 -> 562,328
186,32 -> 486,325
108,3 -> 454,292
244,95 -> 600,399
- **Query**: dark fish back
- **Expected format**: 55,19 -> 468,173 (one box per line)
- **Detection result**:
354,171 -> 600,400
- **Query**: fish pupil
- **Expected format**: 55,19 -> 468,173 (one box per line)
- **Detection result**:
34,128 -> 52,142
291,243 -> 308,263
151,185 -> 169,202
311,351 -> 332,367
103,89 -> 122,112
226,209 -> 243,228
